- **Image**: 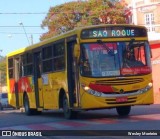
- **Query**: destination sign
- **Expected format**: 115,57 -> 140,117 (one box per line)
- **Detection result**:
81,26 -> 147,39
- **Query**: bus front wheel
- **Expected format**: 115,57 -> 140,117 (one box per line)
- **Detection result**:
24,95 -> 33,115
63,95 -> 77,119
116,106 -> 131,116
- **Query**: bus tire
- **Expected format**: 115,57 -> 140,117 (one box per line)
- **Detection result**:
63,94 -> 77,119
24,94 -> 33,116
116,106 -> 131,116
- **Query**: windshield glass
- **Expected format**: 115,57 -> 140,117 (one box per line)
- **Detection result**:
80,41 -> 151,77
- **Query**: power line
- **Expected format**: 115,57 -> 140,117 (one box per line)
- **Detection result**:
0,12 -> 68,15
0,12 -> 48,15
0,32 -> 43,34
0,26 -> 42,27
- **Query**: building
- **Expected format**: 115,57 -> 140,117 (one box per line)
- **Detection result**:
125,0 -> 160,103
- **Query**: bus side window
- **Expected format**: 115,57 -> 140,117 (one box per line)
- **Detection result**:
36,52 -> 42,78
38,64 -> 41,78
53,42 -> 65,71
42,46 -> 53,73
8,58 -> 14,79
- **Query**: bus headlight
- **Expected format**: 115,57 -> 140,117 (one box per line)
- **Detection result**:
148,82 -> 152,87
84,86 -> 90,91
138,82 -> 152,94
82,85 -> 102,97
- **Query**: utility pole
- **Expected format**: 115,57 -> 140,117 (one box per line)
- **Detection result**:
19,22 -> 30,46
132,0 -> 137,25
31,34 -> 33,45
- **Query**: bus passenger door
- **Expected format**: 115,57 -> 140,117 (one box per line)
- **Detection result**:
33,52 -> 43,108
67,41 -> 80,108
14,58 -> 20,108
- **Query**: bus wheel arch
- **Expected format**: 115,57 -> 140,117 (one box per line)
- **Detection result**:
116,106 -> 131,116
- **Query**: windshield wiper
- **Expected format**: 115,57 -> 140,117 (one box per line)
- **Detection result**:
97,40 -> 114,55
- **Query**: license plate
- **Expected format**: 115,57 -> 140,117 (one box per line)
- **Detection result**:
116,97 -> 128,103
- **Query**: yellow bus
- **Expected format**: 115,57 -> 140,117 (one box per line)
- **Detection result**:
7,24 -> 153,119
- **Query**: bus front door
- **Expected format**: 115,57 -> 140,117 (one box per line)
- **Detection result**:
33,52 -> 43,108
67,41 -> 80,108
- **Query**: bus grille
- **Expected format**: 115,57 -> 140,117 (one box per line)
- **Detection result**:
95,78 -> 144,86
105,97 -> 137,104
103,90 -> 138,94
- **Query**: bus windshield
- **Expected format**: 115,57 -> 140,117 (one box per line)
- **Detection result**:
80,41 -> 151,77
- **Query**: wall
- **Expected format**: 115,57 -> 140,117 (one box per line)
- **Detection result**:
150,42 -> 160,104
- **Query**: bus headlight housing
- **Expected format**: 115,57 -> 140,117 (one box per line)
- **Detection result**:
138,82 -> 152,94
82,85 -> 102,97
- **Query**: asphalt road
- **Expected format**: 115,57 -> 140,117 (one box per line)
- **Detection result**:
0,104 -> 160,139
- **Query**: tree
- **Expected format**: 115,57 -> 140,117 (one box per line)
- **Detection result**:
40,0 -> 128,41
0,57 -> 6,86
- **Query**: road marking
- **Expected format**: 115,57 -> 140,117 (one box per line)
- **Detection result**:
1,114 -> 160,130
27,124 -> 56,130
0,119 -> 117,130
89,118 -> 118,124
129,114 -> 160,121
58,121 -> 89,127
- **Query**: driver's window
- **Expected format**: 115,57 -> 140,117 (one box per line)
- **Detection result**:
123,42 -> 146,68
134,45 -> 146,65
81,46 -> 91,75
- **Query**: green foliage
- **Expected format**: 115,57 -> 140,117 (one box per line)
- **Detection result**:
40,0 -> 128,41
0,57 -> 6,85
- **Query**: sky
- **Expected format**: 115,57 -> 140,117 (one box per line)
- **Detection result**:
0,0 -> 76,56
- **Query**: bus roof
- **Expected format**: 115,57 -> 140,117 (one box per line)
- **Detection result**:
7,24 -> 147,57
7,28 -> 79,57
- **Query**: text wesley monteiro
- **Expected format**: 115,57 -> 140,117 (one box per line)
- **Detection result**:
128,131 -> 158,136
